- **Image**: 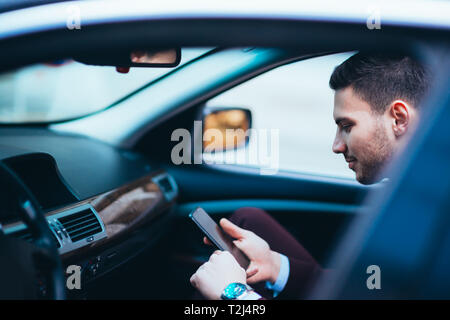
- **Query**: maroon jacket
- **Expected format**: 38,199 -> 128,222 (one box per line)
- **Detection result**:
230,207 -> 327,300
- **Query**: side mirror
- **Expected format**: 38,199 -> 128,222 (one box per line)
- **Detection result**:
203,107 -> 252,153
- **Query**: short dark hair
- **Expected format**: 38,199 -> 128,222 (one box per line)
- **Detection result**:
329,52 -> 430,114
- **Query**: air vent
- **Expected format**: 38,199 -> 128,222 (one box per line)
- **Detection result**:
9,227 -> 61,248
57,208 -> 102,243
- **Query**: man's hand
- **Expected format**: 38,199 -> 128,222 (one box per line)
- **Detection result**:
204,218 -> 281,285
190,250 -> 246,300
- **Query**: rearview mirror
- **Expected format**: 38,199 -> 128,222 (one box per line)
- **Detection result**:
74,48 -> 181,68
203,107 -> 252,153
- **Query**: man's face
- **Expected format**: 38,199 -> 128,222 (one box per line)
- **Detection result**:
332,87 -> 395,184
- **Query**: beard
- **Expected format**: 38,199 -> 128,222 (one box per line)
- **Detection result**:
354,123 -> 394,185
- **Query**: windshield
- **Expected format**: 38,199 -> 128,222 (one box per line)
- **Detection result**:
0,48 -> 210,124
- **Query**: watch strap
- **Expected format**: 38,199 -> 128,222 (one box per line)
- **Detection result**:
236,289 -> 262,300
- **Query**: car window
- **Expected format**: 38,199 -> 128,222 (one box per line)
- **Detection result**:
203,52 -> 355,179
0,48 -> 210,123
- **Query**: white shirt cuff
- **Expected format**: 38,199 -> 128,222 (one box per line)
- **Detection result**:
265,253 -> 289,297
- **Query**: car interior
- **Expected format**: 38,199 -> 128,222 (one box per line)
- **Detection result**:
0,48 -> 370,300
0,1 -> 448,300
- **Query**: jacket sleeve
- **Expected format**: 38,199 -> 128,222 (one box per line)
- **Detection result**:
276,256 -> 325,299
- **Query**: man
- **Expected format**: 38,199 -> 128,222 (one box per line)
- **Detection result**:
330,52 -> 428,185
190,52 -> 431,300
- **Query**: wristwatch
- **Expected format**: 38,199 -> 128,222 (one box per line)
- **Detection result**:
221,283 -> 262,300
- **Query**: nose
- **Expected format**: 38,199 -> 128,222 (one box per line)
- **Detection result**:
332,134 -> 347,154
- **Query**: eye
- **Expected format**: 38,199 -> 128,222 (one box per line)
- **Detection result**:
341,124 -> 353,133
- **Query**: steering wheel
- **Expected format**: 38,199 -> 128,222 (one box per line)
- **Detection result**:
0,161 -> 65,299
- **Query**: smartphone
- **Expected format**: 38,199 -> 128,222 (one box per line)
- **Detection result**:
189,207 -> 250,269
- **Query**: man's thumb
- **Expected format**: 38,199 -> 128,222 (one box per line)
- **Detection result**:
220,218 -> 246,239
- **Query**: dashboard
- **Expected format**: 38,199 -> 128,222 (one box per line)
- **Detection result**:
0,128 -> 178,293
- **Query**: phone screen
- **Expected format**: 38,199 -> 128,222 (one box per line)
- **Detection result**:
189,207 -> 250,269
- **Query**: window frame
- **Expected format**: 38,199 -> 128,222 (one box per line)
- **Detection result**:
198,51 -> 357,182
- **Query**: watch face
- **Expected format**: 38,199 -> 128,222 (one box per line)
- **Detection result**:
222,283 -> 247,300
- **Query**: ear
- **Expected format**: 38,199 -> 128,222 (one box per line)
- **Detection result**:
389,100 -> 413,137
